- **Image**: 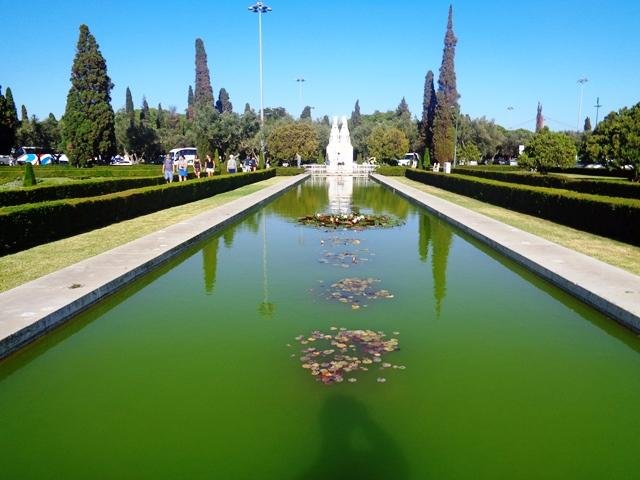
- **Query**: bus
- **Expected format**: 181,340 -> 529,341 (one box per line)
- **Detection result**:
168,147 -> 198,165
13,147 -> 56,166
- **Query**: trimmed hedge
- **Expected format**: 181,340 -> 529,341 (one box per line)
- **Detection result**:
0,164 -> 161,179
454,167 -> 640,199
406,169 -> 640,245
0,176 -> 166,207
0,170 -> 275,255
548,166 -> 634,179
275,167 -> 305,176
376,166 -> 407,176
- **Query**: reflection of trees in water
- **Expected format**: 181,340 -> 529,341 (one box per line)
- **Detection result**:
294,395 -> 409,480
269,183 -> 329,219
202,236 -> 220,294
352,183 -> 410,220
418,213 -> 453,315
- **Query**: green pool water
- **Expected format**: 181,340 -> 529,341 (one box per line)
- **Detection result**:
1,177 -> 639,479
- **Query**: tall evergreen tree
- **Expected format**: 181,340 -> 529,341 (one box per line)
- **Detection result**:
432,5 -> 459,163
215,88 -> 233,113
535,102 -> 544,132
244,102 -> 253,114
300,106 -> 312,120
421,70 -> 437,158
62,24 -> 116,166
125,87 -> 134,118
584,116 -> 592,132
0,86 -> 19,152
156,102 -> 164,129
350,100 -> 361,128
396,97 -> 410,117
21,105 -> 28,123
194,38 -> 214,107
140,96 -> 150,124
187,85 -> 194,119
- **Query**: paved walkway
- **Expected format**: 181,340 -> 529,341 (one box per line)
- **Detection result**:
0,174 -> 308,360
373,175 -> 640,332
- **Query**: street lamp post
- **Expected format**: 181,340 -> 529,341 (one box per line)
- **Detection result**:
248,2 -> 272,127
296,77 -> 305,114
577,77 -> 588,132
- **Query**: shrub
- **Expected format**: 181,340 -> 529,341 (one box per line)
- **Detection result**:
406,169 -> 640,245
376,166 -> 407,176
0,170 -> 275,255
0,176 -> 165,207
23,163 -> 37,187
275,167 -> 305,176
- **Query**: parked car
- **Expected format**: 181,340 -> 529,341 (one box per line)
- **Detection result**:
110,156 -> 133,166
397,153 -> 420,167
0,155 -> 13,166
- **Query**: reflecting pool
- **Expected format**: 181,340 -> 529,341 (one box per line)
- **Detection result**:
1,177 -> 640,479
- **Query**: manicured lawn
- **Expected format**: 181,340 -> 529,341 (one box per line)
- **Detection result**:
395,176 -> 640,276
0,176 -> 285,292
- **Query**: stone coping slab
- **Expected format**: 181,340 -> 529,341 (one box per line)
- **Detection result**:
372,174 -> 640,332
0,174 -> 309,360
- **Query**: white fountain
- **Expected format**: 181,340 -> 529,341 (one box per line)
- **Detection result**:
326,116 -> 354,174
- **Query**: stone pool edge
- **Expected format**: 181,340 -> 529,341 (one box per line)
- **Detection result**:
0,174 -> 310,360
372,174 -> 640,332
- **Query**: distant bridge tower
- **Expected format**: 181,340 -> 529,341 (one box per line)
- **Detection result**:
535,102 -> 544,132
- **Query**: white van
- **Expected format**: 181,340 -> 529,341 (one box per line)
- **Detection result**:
169,147 -> 197,165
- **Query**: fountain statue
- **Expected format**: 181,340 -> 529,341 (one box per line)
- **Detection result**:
326,116 -> 354,174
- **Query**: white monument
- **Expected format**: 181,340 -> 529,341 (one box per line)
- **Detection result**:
326,116 -> 354,174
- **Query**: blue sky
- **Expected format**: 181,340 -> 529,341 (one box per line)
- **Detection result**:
1,0 -> 639,131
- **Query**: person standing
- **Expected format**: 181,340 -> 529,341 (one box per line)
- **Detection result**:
193,156 -> 202,179
205,154 -> 215,177
227,154 -> 237,174
162,154 -> 174,183
177,155 -> 188,182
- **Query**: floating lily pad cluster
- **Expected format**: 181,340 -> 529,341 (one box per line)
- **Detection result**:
324,277 -> 394,309
292,328 -> 403,384
298,212 -> 403,229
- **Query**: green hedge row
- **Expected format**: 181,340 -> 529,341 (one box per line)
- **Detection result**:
405,169 -> 640,245
0,176 -> 166,207
548,166 -> 634,179
376,166 -> 407,176
275,167 -> 305,176
0,165 -> 161,179
0,170 -> 274,255
454,167 -> 640,199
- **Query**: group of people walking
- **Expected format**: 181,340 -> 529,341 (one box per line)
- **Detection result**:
161,154 -> 217,183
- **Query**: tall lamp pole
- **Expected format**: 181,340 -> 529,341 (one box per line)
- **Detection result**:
296,77 -> 305,114
248,2 -> 272,127
577,77 -> 588,132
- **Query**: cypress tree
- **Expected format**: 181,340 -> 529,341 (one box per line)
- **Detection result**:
244,103 -> 253,114
350,100 -> 361,128
62,24 -> 116,166
421,70 -> 437,159
125,87 -> 134,118
140,96 -> 150,124
157,103 -> 164,129
584,116 -> 592,132
21,105 -> 28,123
194,38 -> 214,107
396,97 -> 410,117
432,5 -> 459,163
215,88 -> 233,113
300,106 -> 312,120
535,102 -> 544,132
0,86 -> 19,152
187,85 -> 194,119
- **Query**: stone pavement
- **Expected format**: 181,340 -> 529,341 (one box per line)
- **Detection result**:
373,174 -> 640,332
0,174 -> 308,360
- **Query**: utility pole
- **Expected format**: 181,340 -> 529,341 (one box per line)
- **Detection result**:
577,77 -> 588,132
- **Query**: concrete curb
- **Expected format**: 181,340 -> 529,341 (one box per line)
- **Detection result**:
0,174 -> 309,360
372,174 -> 640,332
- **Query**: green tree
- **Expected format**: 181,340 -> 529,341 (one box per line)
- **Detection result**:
125,87 -> 134,120
432,6 -> 459,163
518,129 -> 577,173
421,70 -> 437,159
187,85 -> 194,119
140,96 -> 150,124
267,121 -> 318,163
584,116 -> 592,132
41,113 -> 62,152
215,88 -> 232,113
23,162 -> 37,187
0,87 -> 19,152
300,105 -> 312,120
367,126 -> 409,162
350,100 -> 361,129
396,97 -> 410,117
62,24 -> 116,166
457,142 -> 481,162
21,105 -> 28,123
194,38 -> 214,107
